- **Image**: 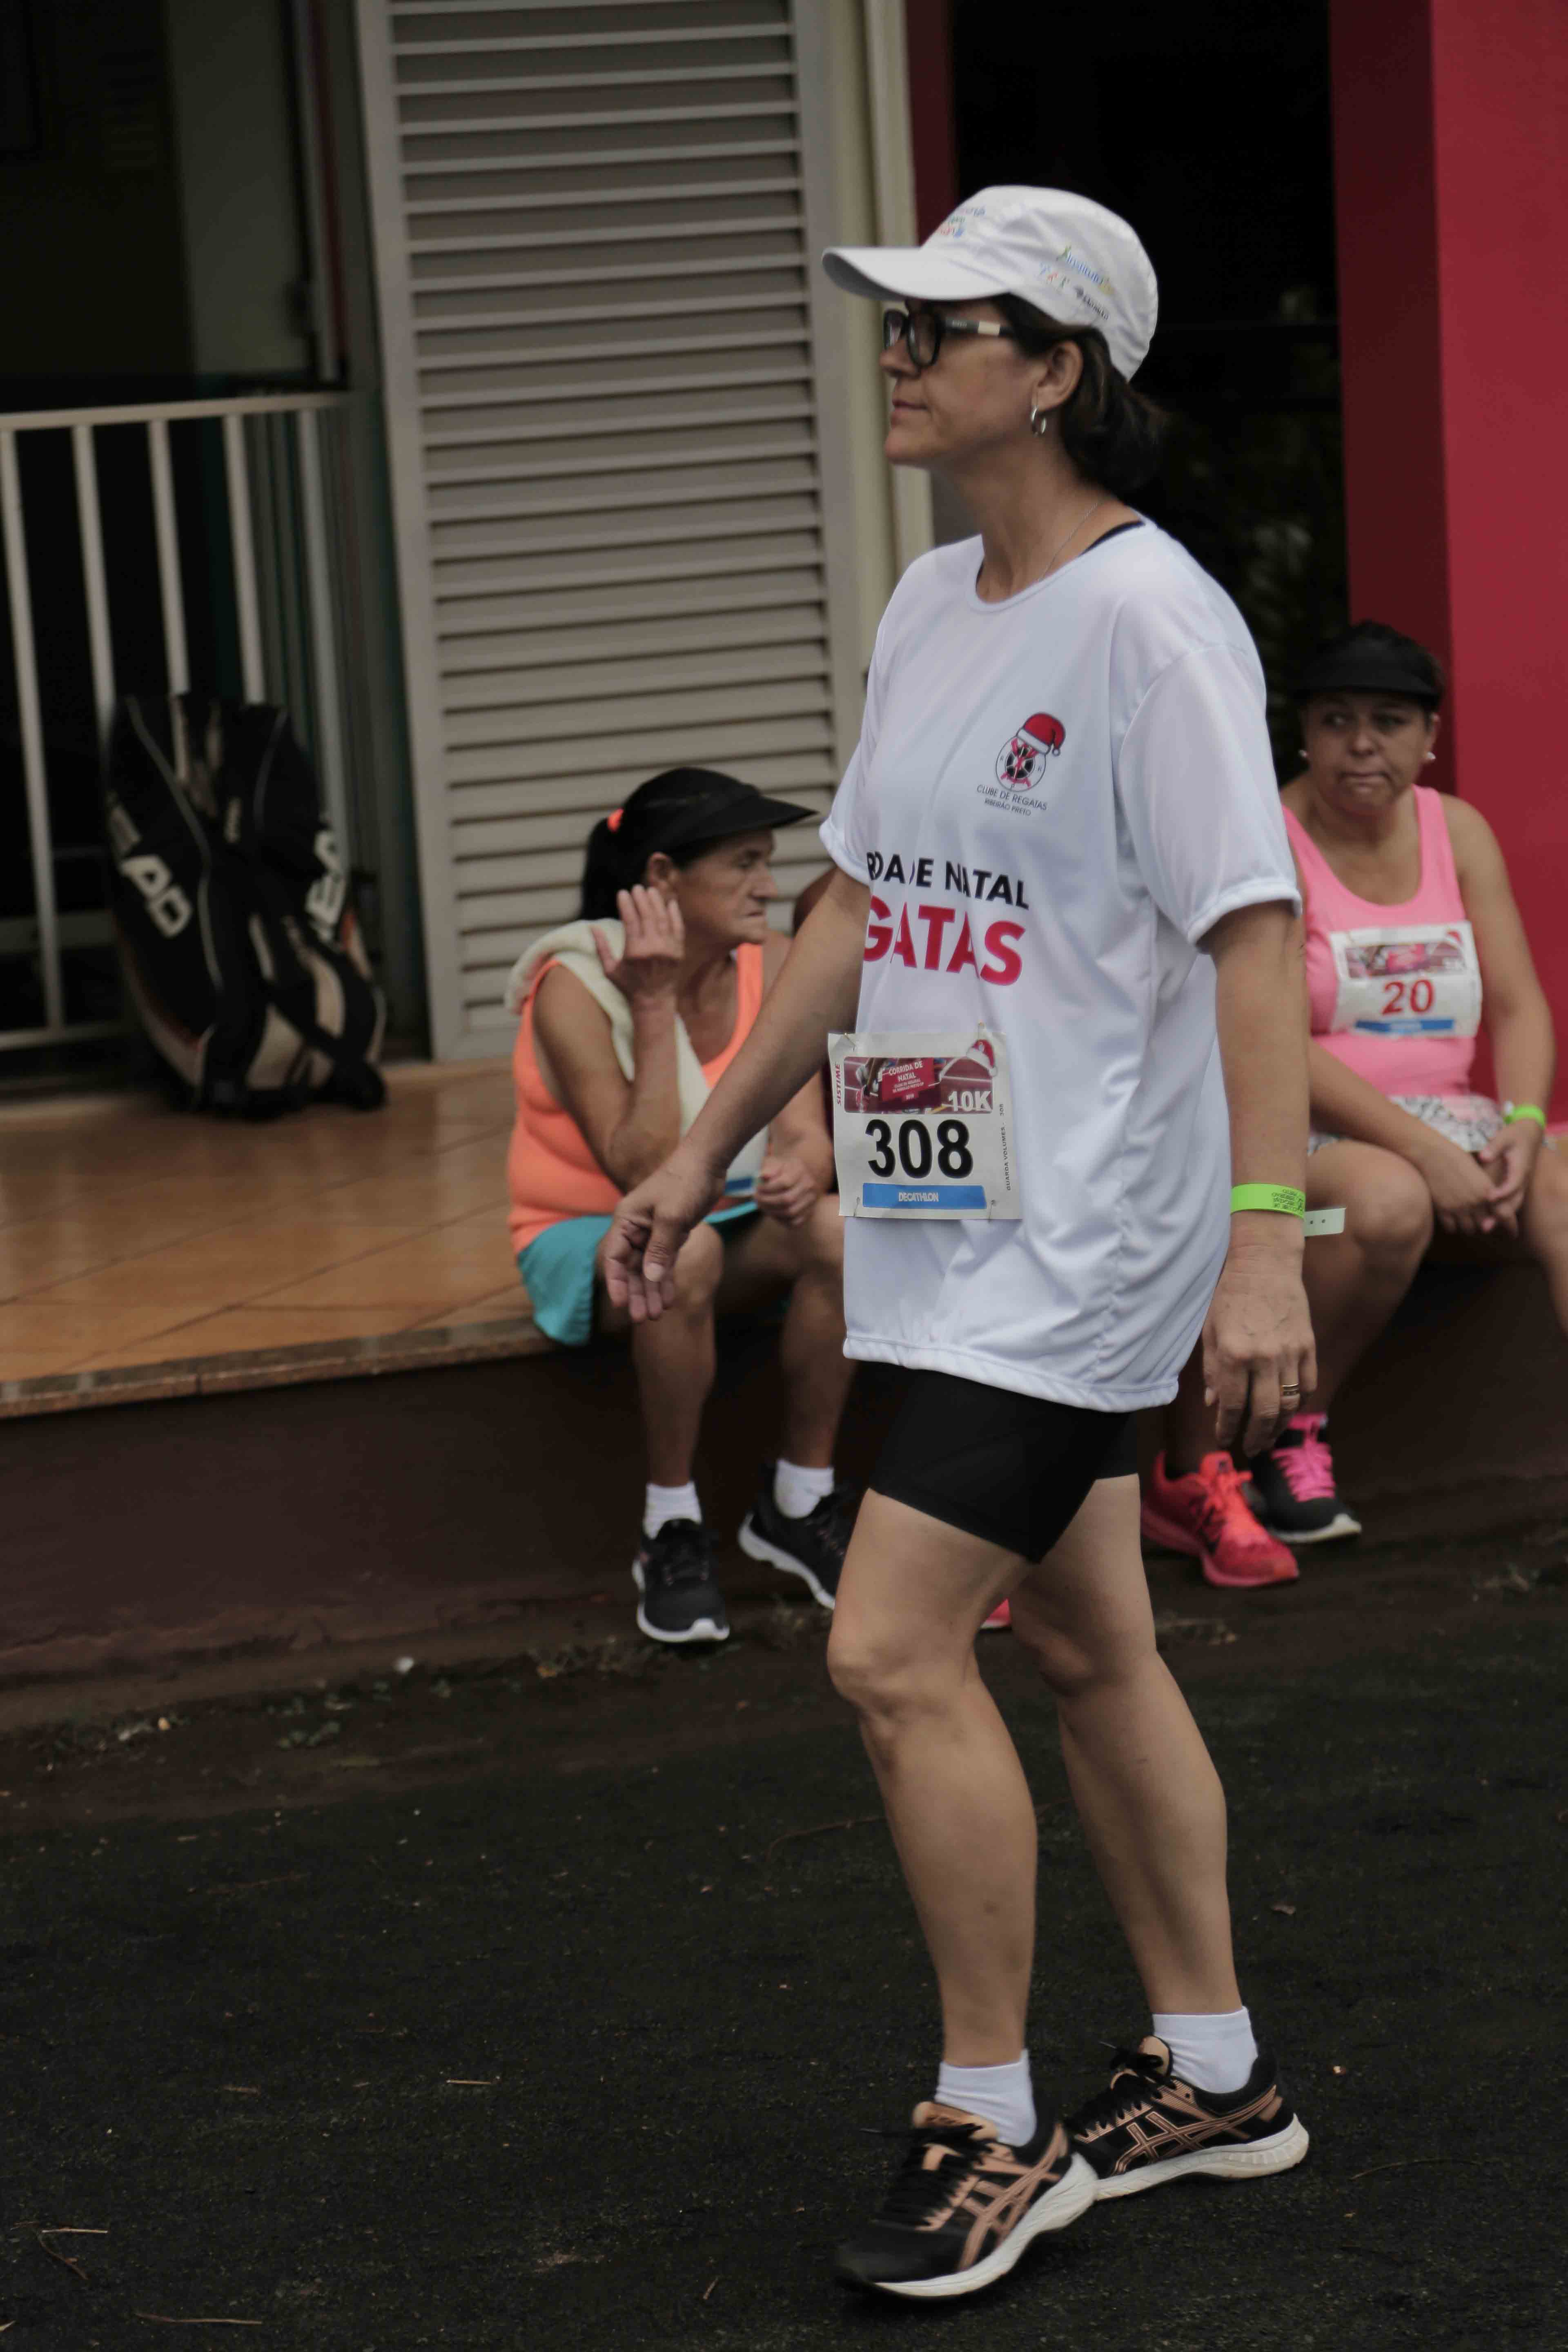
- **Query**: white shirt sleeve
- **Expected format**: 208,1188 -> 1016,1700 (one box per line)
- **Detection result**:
1115,642 -> 1301,944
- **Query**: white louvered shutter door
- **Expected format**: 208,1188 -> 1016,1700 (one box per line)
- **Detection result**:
358,0 -> 861,1058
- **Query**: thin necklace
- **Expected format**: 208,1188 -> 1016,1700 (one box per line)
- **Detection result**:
977,493 -> 1111,601
1040,493 -> 1109,579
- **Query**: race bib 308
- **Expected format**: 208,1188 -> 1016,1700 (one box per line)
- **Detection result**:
829,1029 -> 1020,1220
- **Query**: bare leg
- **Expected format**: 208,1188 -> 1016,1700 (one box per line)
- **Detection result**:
829,1473 -> 1247,2063
1011,1479 -> 1241,2013
1163,1343 -> 1219,1477
1520,1142 -> 1568,1330
776,1212 -> 855,1466
597,1222 -> 724,1486
1303,1142 -> 1433,1409
827,1493 -> 1035,2064
719,1198 -> 856,1468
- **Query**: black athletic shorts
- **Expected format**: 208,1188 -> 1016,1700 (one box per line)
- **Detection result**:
870,1369 -> 1138,1562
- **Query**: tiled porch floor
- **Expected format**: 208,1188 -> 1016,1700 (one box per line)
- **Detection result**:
0,1063 -> 535,1409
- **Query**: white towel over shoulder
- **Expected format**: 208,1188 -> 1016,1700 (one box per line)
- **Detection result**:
504,920 -> 765,1194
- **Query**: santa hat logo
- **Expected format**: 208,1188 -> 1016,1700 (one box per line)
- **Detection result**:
995,711 -> 1065,790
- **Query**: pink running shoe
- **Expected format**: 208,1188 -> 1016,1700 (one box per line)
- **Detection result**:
1140,1452 -> 1299,1589
980,1599 -> 1011,1633
1248,1414 -> 1361,1544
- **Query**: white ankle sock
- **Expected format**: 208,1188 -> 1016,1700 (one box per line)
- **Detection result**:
644,1481 -> 700,1539
933,2053 -> 1036,2149
774,1460 -> 835,1519
1151,2006 -> 1258,2095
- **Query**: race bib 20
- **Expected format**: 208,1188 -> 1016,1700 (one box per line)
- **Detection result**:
1328,921 -> 1481,1039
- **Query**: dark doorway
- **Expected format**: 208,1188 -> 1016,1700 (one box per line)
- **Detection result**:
952,0 -> 1345,770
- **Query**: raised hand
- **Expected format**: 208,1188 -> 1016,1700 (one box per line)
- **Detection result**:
592,885 -> 685,1004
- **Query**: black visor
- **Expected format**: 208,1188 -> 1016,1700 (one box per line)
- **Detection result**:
1294,640 -> 1443,708
650,768 -> 815,852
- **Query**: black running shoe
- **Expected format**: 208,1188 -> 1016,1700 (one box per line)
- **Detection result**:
1068,2036 -> 1309,2198
631,1519 -> 728,1644
836,2103 -> 1095,2300
1247,1413 -> 1361,1544
737,1468 -> 859,1609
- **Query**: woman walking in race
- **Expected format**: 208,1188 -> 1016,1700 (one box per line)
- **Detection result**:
607,187 -> 1313,2299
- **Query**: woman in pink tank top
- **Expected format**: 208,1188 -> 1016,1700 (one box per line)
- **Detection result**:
1243,622 -> 1566,1550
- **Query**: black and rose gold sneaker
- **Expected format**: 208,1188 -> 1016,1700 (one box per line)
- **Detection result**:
1068,2036 -> 1309,2198
835,2103 -> 1096,2299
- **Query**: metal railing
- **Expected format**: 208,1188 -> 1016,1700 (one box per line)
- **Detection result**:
0,391 -> 358,1055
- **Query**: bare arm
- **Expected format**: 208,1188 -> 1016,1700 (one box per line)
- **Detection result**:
1305,1039 -> 1447,1156
759,1076 -> 836,1225
532,886 -> 686,1192
680,871 -> 869,1175
1450,797 -> 1555,1222
1448,796 -> 1555,1103
752,929 -> 836,1222
766,1077 -> 835,1189
605,869 -> 869,1316
1201,900 -> 1318,1454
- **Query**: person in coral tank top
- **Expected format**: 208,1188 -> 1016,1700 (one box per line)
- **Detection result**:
506,768 -> 859,1648
1245,621 -> 1566,1546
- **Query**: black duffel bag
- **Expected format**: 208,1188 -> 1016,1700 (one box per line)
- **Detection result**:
104,694 -> 385,1116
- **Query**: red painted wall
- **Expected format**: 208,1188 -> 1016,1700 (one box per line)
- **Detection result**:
1332,0 -> 1568,1113
903,0 -> 957,236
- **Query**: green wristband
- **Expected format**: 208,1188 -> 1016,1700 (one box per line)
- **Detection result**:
1502,1102 -> 1547,1130
1230,1183 -> 1305,1218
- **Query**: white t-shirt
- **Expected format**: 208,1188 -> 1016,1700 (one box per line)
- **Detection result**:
820,521 -> 1300,1412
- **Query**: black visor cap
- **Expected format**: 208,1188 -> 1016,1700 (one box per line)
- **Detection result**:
655,770 -> 815,852
1294,644 -> 1443,709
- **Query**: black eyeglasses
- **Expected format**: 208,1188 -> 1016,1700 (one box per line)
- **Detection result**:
881,307 -> 1017,370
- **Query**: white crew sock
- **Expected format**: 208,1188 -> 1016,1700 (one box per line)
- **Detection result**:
774,1460 -> 835,1519
933,2053 -> 1036,2149
644,1481 -> 701,1539
1151,2006 -> 1258,2096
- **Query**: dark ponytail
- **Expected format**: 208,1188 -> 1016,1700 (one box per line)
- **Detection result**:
579,813 -> 636,922
994,298 -> 1166,498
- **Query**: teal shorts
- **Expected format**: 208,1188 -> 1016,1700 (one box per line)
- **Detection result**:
518,1200 -> 760,1348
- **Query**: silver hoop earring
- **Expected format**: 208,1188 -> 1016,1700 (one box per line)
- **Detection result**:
1029,402 -> 1050,439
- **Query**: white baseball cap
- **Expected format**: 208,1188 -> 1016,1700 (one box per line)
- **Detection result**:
823,185 -> 1158,382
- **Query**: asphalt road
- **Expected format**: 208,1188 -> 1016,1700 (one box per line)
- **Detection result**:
2,1515 -> 1565,2349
